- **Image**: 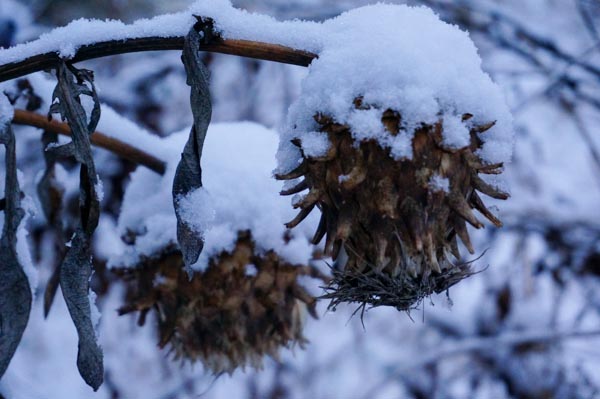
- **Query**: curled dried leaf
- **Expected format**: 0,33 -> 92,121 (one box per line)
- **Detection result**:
172,21 -> 213,270
0,119 -> 32,380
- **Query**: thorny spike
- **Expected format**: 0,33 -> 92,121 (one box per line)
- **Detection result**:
280,179 -> 308,196
470,191 -> 503,227
332,239 -> 343,260
285,203 -> 315,228
275,161 -> 307,180
449,235 -> 461,259
425,232 -> 441,274
311,212 -> 327,245
375,233 -> 388,269
453,217 -> 475,254
471,121 -> 496,134
447,192 -> 484,228
335,205 -> 353,242
323,209 -> 339,256
294,189 -> 320,209
464,152 -> 503,173
472,174 -> 510,200
339,163 -> 368,190
407,212 -> 425,251
478,163 -> 504,175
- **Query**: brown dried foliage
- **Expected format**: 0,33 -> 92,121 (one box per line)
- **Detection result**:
115,231 -> 327,374
277,101 -> 508,311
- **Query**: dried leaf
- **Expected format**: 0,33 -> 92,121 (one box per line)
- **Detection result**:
60,231 -> 103,390
50,61 -> 103,390
0,120 -> 32,379
172,21 -> 213,269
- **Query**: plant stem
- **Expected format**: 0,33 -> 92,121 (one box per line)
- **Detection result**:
0,37 -> 317,83
12,109 -> 166,175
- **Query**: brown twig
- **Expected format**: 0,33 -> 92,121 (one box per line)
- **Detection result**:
12,109 -> 166,175
0,36 -> 317,83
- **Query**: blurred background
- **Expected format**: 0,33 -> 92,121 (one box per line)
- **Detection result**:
1,0 -> 600,398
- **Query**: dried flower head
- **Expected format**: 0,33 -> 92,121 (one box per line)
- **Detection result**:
115,230 -> 327,374
277,100 -> 508,311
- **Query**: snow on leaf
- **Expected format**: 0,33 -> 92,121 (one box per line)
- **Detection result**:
172,21 -> 212,271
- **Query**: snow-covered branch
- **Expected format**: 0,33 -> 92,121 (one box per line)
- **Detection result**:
0,36 -> 316,83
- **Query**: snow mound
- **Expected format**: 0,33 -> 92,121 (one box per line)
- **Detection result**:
278,4 -> 513,173
110,122 -> 320,272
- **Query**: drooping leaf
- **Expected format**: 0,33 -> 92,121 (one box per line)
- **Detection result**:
59,230 -> 103,389
172,20 -> 213,270
0,117 -> 32,380
48,61 -> 103,390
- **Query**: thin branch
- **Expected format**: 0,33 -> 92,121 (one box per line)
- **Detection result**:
12,109 -> 166,175
0,36 -> 317,83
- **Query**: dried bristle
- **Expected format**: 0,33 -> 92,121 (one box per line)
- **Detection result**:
278,101 -> 507,310
115,231 -> 327,375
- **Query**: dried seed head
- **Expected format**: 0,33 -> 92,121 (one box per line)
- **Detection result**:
277,101 -> 508,311
115,231 -> 326,374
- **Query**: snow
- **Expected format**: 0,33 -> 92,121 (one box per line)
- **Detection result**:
16,193 -> 38,294
0,93 -> 13,129
442,114 -> 471,149
0,0 -> 322,66
1,1 -> 513,171
88,288 -> 101,339
429,175 -> 450,193
110,121 -> 320,272
1,1 -> 599,397
94,178 -> 104,202
175,188 -> 215,237
298,131 -> 330,158
277,4 -> 513,174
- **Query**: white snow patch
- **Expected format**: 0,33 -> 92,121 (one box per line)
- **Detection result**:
442,114 -> 470,149
244,264 -> 258,277
110,122 -> 320,272
0,0 -> 323,65
429,175 -> 450,193
278,4 -> 513,173
94,178 -> 104,202
0,94 -> 14,129
88,288 -> 101,339
16,194 -> 38,294
175,187 -> 216,236
299,131 -> 330,158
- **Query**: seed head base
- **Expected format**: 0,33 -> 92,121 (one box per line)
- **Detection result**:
115,231 -> 328,375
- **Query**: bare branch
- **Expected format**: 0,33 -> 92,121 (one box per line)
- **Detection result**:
12,109 -> 166,175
